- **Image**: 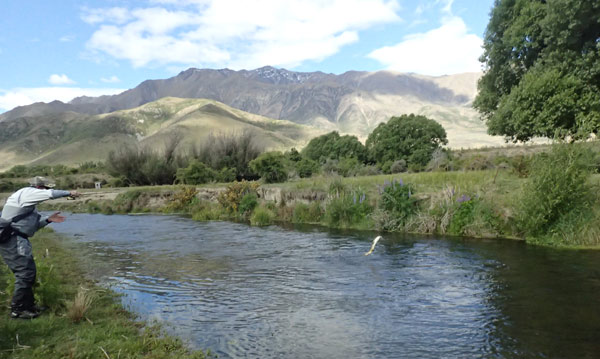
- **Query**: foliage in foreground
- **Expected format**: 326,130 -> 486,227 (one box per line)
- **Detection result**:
517,143 -> 597,244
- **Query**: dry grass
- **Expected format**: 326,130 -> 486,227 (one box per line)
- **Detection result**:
67,287 -> 96,323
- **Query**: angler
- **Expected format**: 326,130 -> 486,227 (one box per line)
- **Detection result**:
0,176 -> 79,319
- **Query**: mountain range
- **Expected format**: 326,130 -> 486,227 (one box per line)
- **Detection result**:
0,66 -> 505,169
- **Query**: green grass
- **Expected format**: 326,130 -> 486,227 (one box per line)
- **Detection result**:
0,228 -> 211,359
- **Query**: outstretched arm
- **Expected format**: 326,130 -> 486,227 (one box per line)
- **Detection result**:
51,189 -> 80,199
38,211 -> 66,229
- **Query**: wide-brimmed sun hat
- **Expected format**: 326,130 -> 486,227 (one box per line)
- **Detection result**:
29,176 -> 56,188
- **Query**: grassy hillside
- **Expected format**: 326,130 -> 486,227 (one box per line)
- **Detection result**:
0,97 -> 324,171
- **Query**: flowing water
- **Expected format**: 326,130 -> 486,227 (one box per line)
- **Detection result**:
52,213 -> 600,358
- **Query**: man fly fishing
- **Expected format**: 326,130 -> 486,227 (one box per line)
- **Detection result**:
0,176 -> 79,319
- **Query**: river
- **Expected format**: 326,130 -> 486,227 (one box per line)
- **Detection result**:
52,213 -> 600,358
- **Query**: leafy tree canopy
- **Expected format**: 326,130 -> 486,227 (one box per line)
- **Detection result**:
301,131 -> 367,163
365,114 -> 447,166
474,0 -> 600,141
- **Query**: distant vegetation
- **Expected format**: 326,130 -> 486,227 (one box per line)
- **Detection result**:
97,114 -> 450,186
44,140 -> 600,248
107,130 -> 262,186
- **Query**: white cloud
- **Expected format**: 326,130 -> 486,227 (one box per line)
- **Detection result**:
60,35 -> 75,42
48,74 -> 76,85
84,0 -> 400,69
367,16 -> 483,76
81,7 -> 131,24
0,87 -> 125,113
437,0 -> 454,14
101,75 -> 121,83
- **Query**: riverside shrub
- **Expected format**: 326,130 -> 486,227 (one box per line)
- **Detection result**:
518,144 -> 595,238
292,202 -> 323,223
250,205 -> 275,226
448,196 -> 476,236
379,178 -> 417,224
217,181 -> 260,213
176,160 -> 216,184
239,192 -> 259,215
325,190 -> 372,228
249,151 -> 288,183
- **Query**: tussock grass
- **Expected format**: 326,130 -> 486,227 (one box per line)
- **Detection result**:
67,287 -> 96,323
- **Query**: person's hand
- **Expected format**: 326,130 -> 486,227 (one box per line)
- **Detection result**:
69,190 -> 80,198
48,212 -> 66,223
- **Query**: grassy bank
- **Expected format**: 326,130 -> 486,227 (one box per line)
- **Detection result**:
0,228 -> 211,359
42,162 -> 600,249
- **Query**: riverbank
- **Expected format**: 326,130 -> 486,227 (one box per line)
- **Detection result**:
0,228 -> 211,359
30,168 -> 600,249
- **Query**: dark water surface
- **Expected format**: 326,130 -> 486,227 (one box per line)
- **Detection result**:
52,214 -> 600,358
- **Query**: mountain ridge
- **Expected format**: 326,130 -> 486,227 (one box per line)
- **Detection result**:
0,97 -> 324,170
0,67 -> 503,149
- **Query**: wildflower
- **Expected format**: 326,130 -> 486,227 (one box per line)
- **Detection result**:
457,194 -> 471,203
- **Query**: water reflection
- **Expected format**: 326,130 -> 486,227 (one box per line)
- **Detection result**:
53,214 -> 600,358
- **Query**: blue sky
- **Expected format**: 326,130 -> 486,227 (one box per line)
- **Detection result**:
0,0 -> 494,113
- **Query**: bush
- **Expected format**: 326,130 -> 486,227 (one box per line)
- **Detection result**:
34,261 -> 63,310
337,157 -> 361,177
107,143 -> 179,186
462,154 -> 493,171
296,158 -> 319,178
447,196 -> 476,236
216,167 -> 237,182
324,190 -> 373,228
176,160 -> 216,184
167,186 -> 198,212
191,130 -> 262,180
191,202 -> 227,221
249,151 -> 288,183
517,143 -> 595,238
356,165 -> 380,176
250,206 -> 275,226
292,202 -> 323,223
217,181 -> 260,213
321,159 -> 339,175
239,192 -> 259,215
391,159 -> 408,173
509,154 -> 533,178
108,176 -> 128,188
380,160 -> 393,174
379,178 -> 417,224
328,178 -> 347,198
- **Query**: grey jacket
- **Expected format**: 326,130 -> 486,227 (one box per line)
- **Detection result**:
1,187 -> 71,237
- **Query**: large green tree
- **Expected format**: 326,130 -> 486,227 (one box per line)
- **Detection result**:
474,0 -> 600,141
366,114 -> 447,166
301,131 -> 367,163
